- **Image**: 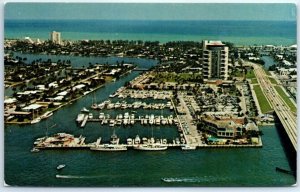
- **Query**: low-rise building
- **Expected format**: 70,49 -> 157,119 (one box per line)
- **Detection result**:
202,118 -> 243,138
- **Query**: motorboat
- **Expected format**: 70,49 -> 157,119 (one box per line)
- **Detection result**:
133,143 -> 168,151
76,114 -> 85,122
31,117 -> 41,124
30,148 -> 40,152
56,164 -> 66,170
40,111 -> 53,120
181,145 -> 196,150
90,144 -> 127,152
81,107 -> 89,113
134,135 -> 141,144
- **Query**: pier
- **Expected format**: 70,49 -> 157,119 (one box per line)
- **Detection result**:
77,113 -> 177,127
34,140 -> 262,151
80,115 -> 89,128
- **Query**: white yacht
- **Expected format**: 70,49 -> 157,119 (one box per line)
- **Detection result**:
81,107 -> 89,113
40,111 -> 53,120
31,117 -> 41,124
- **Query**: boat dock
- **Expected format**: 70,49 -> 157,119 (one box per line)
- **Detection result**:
91,100 -> 174,110
77,113 -> 178,127
34,141 -> 262,151
33,131 -> 262,152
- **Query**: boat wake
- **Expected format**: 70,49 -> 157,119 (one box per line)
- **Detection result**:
161,177 -> 220,183
56,174 -> 104,179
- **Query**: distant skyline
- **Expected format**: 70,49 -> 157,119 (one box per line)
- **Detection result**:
5,3 -> 296,21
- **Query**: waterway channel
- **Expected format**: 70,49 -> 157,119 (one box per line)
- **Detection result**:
4,54 -> 296,186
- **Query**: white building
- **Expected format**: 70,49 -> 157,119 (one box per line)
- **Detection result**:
202,40 -> 229,80
24,37 -> 34,44
50,31 -> 62,45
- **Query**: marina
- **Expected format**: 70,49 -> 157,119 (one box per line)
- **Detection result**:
90,100 -> 174,110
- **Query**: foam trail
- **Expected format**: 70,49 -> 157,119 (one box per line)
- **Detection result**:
161,177 -> 223,183
56,175 -> 104,179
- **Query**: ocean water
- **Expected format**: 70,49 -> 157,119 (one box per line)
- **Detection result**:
4,20 -> 297,46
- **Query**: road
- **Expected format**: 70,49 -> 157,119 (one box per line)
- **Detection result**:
250,62 -> 297,151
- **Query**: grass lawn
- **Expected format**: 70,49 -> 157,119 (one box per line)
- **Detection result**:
274,86 -> 297,112
246,70 -> 256,79
232,70 -> 244,78
251,78 -> 258,84
253,85 -> 273,114
268,77 -> 277,84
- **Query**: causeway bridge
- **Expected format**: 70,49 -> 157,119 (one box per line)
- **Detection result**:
252,63 -> 297,151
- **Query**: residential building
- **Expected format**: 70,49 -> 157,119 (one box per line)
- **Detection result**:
50,31 -> 61,45
202,40 -> 229,80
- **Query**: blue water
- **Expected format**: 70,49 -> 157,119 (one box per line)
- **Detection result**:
4,20 -> 297,45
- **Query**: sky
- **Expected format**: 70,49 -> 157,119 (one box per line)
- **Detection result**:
4,3 -> 297,21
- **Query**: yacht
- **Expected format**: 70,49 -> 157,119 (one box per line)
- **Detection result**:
97,102 -> 105,110
127,138 -> 133,145
99,113 -> 105,119
31,117 -> 41,124
90,144 -> 127,151
90,133 -> 127,151
81,107 -> 89,113
181,145 -> 196,150
161,118 -> 167,125
133,137 -> 168,151
134,135 -> 141,144
91,103 -> 99,110
109,120 -> 115,127
40,111 -> 53,120
133,143 -> 168,151
30,148 -> 40,152
76,114 -> 85,122
110,132 -> 119,145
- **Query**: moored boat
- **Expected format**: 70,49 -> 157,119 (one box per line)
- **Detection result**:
40,111 -> 53,120
76,114 -> 85,122
133,144 -> 168,151
181,145 -> 196,150
90,144 -> 127,151
81,107 -> 89,113
134,136 -> 167,151
33,133 -> 86,149
30,148 -> 40,152
31,117 -> 41,124
91,103 -> 99,110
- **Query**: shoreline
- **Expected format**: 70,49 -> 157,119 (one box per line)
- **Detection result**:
5,83 -> 106,125
4,36 -> 296,47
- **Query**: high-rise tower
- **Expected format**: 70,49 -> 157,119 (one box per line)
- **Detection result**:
202,40 -> 229,80
50,31 -> 62,45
